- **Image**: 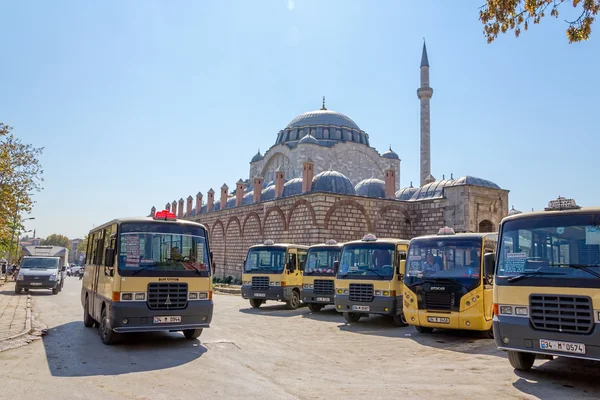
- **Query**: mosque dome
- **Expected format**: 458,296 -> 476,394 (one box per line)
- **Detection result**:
298,133 -> 319,145
261,184 -> 277,201
311,170 -> 355,195
382,147 -> 399,160
283,177 -> 303,197
396,184 -> 418,201
355,178 -> 386,198
508,206 -> 522,216
251,150 -> 263,163
287,109 -> 360,130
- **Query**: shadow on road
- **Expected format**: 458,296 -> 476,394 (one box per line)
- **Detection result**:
238,302 -> 308,317
512,357 -> 600,398
42,321 -> 207,377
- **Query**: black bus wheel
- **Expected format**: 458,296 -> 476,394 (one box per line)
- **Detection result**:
308,303 -> 324,313
344,312 -> 361,323
183,329 -> 203,339
415,326 -> 434,334
249,299 -> 263,308
286,291 -> 300,310
392,312 -> 409,327
508,351 -> 536,371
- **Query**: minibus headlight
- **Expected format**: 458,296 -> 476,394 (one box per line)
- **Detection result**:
303,284 -> 313,289
121,293 -> 133,301
189,292 -> 198,300
134,293 -> 146,301
500,305 -> 513,315
515,307 -> 528,316
197,292 -> 209,300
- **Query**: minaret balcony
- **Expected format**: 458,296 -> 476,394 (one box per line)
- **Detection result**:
417,87 -> 433,99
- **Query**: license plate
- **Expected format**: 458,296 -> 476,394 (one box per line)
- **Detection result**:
254,293 -> 266,297
540,339 -> 585,354
427,317 -> 450,324
30,282 -> 42,286
316,297 -> 330,302
153,316 -> 181,324
351,305 -> 370,311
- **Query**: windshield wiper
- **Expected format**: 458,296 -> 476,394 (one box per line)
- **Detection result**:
367,269 -> 388,279
548,263 -> 600,279
131,266 -> 157,275
506,268 -> 566,283
432,277 -> 469,288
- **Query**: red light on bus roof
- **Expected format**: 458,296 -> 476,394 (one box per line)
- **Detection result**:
154,210 -> 176,220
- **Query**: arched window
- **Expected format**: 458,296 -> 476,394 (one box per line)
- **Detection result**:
478,220 -> 494,233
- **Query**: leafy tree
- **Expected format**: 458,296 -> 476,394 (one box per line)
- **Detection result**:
480,0 -> 600,43
41,234 -> 71,249
0,123 -> 43,259
77,235 -> 88,253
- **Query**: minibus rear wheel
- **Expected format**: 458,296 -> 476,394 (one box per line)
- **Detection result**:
508,351 -> 536,371
183,329 -> 203,339
344,312 -> 361,323
308,303 -> 324,313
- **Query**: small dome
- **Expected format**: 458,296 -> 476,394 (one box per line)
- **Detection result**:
410,179 -> 457,201
263,180 -> 275,188
355,178 -> 385,198
213,202 -> 221,212
261,184 -> 276,201
396,184 -> 417,201
190,207 -> 197,217
298,133 -> 319,145
311,170 -> 355,195
508,206 -> 522,216
453,175 -> 501,190
251,149 -> 263,163
382,147 -> 399,160
225,196 -> 236,209
283,177 -> 303,197
242,191 -> 254,205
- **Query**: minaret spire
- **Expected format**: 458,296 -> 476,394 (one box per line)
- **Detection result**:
417,39 -> 434,187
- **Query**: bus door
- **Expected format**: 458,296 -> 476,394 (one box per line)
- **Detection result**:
286,249 -> 300,283
483,236 -> 497,321
396,244 -> 408,281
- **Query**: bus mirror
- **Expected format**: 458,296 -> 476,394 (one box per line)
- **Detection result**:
105,248 -> 115,267
399,252 -> 407,261
333,260 -> 340,274
484,253 -> 495,276
398,260 -> 406,276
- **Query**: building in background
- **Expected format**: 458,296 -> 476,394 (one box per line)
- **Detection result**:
151,43 -> 509,279
70,238 -> 84,264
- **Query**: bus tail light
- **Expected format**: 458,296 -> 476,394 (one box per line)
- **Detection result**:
209,290 -> 213,300
112,292 -> 121,302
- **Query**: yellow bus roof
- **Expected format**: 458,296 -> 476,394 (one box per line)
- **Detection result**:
248,243 -> 310,250
88,216 -> 209,235
308,242 -> 344,250
410,232 -> 497,242
501,207 -> 600,224
342,237 -> 410,246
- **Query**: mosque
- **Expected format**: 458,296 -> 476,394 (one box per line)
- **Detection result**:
150,43 -> 510,279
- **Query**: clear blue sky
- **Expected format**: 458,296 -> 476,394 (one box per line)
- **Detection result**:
1,1 -> 598,239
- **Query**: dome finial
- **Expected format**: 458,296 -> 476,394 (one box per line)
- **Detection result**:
410,181 -> 413,188
321,96 -> 326,110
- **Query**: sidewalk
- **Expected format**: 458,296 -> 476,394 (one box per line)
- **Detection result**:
0,281 -> 32,342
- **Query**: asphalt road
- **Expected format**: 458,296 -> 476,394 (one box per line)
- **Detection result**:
1,278 -> 600,400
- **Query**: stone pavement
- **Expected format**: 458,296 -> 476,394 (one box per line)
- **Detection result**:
0,281 -> 31,342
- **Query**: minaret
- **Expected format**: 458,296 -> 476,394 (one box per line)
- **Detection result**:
417,40 -> 434,187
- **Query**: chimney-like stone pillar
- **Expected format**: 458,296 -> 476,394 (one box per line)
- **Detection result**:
384,168 -> 396,199
302,160 -> 314,193
178,198 -> 184,218
275,169 -> 284,198
196,192 -> 203,214
253,177 -> 263,203
220,184 -> 228,210
186,196 -> 193,216
165,203 -> 171,212
150,206 -> 156,217
172,200 -> 177,216
207,189 -> 215,212
236,179 -> 244,207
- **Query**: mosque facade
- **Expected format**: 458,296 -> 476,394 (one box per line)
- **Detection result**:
150,43 -> 510,279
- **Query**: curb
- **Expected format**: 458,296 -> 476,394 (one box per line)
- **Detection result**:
2,293 -> 33,342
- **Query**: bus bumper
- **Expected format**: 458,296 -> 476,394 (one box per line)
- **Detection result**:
493,316 -> 600,361
301,288 -> 335,305
405,306 -> 491,331
109,300 -> 213,333
241,285 -> 293,301
334,294 -> 399,316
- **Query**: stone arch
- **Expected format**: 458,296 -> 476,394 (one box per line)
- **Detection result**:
211,220 -> 226,278
261,152 -> 293,183
225,217 -> 243,279
263,206 -> 287,243
242,212 -> 262,237
324,200 -> 372,242
374,205 -> 412,239
287,199 -> 318,245
324,199 -> 372,232
478,219 -> 495,233
243,212 -> 263,255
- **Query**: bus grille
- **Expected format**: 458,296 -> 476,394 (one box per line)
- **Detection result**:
147,282 -> 188,310
423,291 -> 455,311
314,279 -> 335,295
349,283 -> 373,302
530,294 -> 594,334
252,276 -> 269,291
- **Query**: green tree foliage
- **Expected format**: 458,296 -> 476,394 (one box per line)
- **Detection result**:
0,123 -> 44,257
41,234 -> 71,249
77,235 -> 88,253
480,0 -> 600,43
